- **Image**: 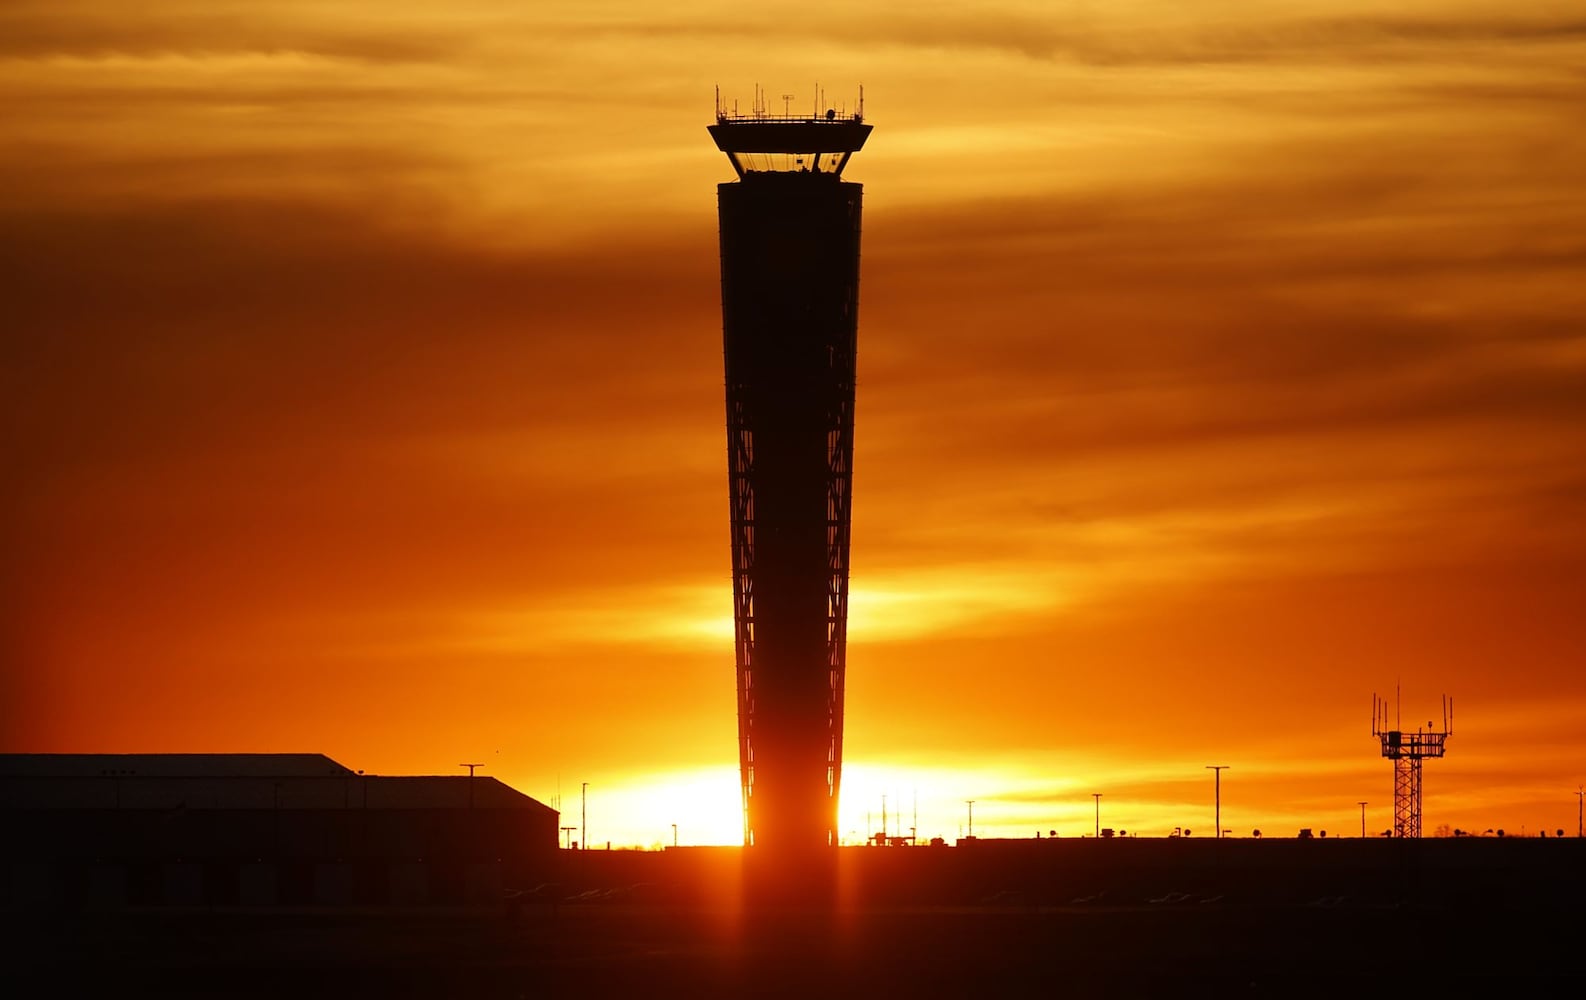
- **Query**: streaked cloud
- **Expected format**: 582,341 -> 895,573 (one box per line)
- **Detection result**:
4,0 -> 1583,845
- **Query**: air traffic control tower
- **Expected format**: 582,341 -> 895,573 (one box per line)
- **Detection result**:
710,92 -> 871,856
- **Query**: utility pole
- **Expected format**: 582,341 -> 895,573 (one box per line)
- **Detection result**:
965,800 -> 975,838
672,823 -> 678,848
560,826 -> 576,850
1206,766 -> 1229,839
1577,786 -> 1583,838
460,763 -> 483,809
581,781 -> 589,851
1092,793 -> 1102,838
1358,801 -> 1368,838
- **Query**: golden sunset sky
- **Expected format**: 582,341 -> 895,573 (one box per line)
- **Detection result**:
4,1 -> 1584,845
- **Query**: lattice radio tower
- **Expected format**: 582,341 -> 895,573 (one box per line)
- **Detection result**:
1371,687 -> 1453,838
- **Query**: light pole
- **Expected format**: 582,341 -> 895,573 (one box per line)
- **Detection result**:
965,800 -> 975,838
581,781 -> 588,851
672,823 -> 678,848
1092,792 -> 1102,838
1576,786 -> 1583,838
460,763 -> 483,809
1358,801 -> 1368,838
1206,766 -> 1229,839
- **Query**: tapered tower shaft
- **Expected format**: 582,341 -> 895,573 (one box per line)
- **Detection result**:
712,97 -> 870,852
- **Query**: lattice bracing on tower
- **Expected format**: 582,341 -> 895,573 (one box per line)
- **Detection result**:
1372,691 -> 1452,839
713,89 -> 870,852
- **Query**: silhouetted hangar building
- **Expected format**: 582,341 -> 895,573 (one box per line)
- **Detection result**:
0,754 -> 557,907
711,96 -> 871,852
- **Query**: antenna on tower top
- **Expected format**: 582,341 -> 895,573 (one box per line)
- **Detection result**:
1369,687 -> 1453,838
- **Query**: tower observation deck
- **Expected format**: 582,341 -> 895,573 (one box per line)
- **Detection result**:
711,92 -> 871,854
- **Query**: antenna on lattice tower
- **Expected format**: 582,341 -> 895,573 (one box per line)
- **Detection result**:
1371,688 -> 1453,838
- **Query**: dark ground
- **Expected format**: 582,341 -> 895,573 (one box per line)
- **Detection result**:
10,839 -> 1582,996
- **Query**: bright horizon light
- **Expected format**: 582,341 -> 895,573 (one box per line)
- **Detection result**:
6,0 -> 1584,845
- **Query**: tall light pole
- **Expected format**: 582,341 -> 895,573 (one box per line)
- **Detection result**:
1092,792 -> 1102,838
1358,801 -> 1368,838
581,781 -> 588,851
1206,766 -> 1229,839
965,800 -> 975,838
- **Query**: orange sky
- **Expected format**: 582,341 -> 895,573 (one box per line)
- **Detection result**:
4,1 -> 1584,845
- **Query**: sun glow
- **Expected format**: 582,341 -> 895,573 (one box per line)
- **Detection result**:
567,766 -> 744,850
6,0 -> 1584,845
552,760 -> 1146,849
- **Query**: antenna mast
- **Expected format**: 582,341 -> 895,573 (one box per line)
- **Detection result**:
1370,689 -> 1454,838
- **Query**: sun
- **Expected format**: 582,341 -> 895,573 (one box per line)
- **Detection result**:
582,767 -> 745,849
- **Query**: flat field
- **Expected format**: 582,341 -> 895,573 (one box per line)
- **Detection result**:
12,840 -> 1581,996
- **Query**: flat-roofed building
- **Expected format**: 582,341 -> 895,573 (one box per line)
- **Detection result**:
1,754 -> 557,907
